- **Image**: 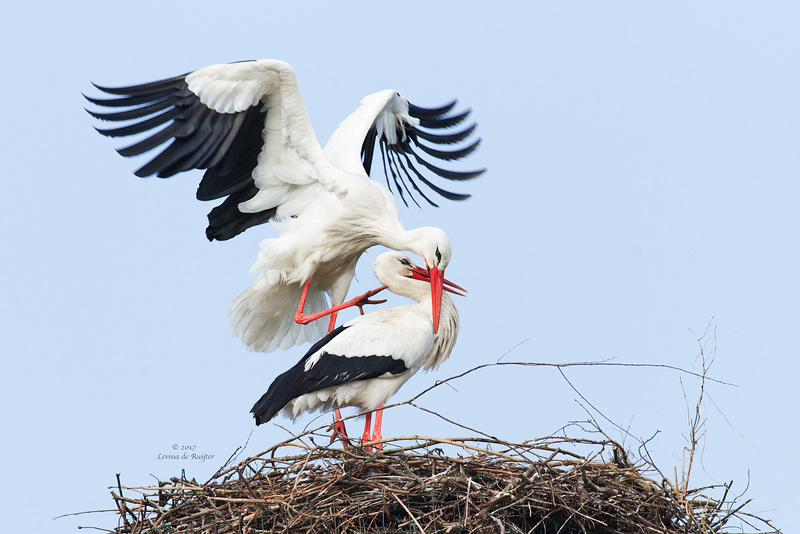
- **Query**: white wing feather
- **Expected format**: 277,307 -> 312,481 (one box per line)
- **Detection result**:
88,60 -> 477,357
323,90 -> 416,173
187,60 -> 332,217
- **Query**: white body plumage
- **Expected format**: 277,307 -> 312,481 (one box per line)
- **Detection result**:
251,251 -> 461,425
88,60 -> 482,353
229,165 -> 448,353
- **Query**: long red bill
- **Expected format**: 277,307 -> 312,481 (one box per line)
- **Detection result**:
410,267 -> 467,296
410,265 -> 466,334
430,266 -> 443,333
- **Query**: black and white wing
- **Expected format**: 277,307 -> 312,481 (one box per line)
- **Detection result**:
87,60 -> 486,240
360,95 -> 485,208
86,60 -> 328,241
250,325 -> 410,425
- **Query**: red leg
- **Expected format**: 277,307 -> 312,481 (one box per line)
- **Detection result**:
294,279 -> 387,448
328,408 -> 351,448
371,405 -> 385,451
362,411 -> 373,452
321,295 -> 345,445
294,280 -> 388,325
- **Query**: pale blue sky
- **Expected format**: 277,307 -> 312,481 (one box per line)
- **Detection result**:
2,2 -> 797,532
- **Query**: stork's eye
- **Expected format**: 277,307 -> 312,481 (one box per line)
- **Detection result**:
400,258 -> 411,266
435,248 -> 442,264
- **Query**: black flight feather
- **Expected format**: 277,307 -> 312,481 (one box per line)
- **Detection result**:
87,64 -> 486,241
86,66 -> 269,241
250,325 -> 409,425
360,98 -> 485,208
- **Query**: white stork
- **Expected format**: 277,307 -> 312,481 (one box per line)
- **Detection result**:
251,251 -> 463,450
86,59 -> 483,353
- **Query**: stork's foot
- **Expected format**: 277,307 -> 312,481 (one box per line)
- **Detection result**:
361,411 -> 374,452
364,406 -> 384,451
370,430 -> 384,451
362,436 -> 382,452
354,287 -> 387,315
328,415 -> 352,448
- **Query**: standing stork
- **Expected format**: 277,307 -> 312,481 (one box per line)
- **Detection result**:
251,251 -> 463,450
86,59 -> 483,353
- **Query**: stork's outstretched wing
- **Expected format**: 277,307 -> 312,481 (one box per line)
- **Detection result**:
86,60 -> 327,241
361,99 -> 485,208
86,60 -> 485,240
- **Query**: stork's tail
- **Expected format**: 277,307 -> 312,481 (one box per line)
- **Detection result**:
230,277 -> 329,353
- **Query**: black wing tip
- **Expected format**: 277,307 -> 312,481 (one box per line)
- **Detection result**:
427,191 -> 471,204
90,81 -> 132,96
365,97 -> 484,207
442,168 -> 486,181
408,100 -> 458,118
205,224 -> 239,242
205,226 -> 220,241
205,202 -> 277,242
417,109 -> 471,130
251,407 -> 272,426
83,92 -> 114,107
415,138 -> 482,162
90,73 -> 190,96
250,396 -> 279,426
413,123 -> 478,145
85,107 -> 111,120
90,81 -> 109,92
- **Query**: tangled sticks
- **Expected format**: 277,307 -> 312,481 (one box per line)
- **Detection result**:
108,433 -> 773,534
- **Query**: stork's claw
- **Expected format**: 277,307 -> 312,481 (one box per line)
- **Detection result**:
357,298 -> 387,315
355,287 -> 388,315
327,412 -> 352,448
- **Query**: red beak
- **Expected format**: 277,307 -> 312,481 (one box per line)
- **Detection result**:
410,265 -> 467,333
430,265 -> 443,333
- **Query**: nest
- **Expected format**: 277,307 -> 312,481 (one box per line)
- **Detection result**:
109,433 -> 772,534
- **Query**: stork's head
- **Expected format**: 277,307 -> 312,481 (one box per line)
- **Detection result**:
407,227 -> 458,333
373,251 -> 465,306
411,226 -> 450,269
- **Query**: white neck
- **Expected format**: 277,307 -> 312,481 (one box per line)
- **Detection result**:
385,275 -> 435,303
379,226 -> 433,259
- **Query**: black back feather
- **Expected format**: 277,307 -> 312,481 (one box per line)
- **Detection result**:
250,325 -> 409,425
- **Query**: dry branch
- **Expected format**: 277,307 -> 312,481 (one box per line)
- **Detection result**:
103,434 -> 775,534
84,347 -> 776,534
